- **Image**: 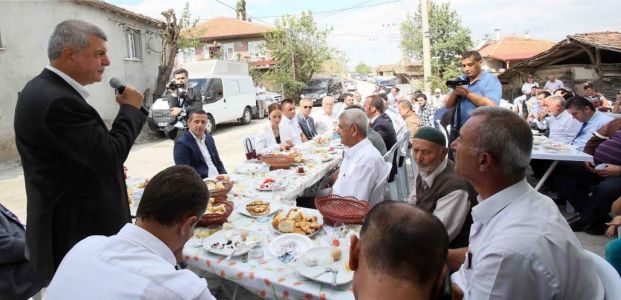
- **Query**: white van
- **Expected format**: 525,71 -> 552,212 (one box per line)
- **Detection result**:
148,60 -> 256,134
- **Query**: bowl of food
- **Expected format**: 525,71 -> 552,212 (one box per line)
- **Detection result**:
315,195 -> 369,225
205,176 -> 233,199
260,154 -> 294,170
271,208 -> 323,236
197,198 -> 234,227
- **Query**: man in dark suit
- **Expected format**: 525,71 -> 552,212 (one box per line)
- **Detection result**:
165,68 -> 202,139
13,20 -> 146,281
297,98 -> 317,139
174,110 -> 227,178
364,95 -> 397,149
0,203 -> 46,299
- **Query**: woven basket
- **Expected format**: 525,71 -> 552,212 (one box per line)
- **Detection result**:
314,195 -> 370,225
205,179 -> 233,200
261,154 -> 294,170
197,200 -> 233,227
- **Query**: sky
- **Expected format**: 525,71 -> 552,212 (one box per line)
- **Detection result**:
107,0 -> 621,68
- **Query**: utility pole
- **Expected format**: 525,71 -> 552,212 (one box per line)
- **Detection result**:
421,0 -> 432,94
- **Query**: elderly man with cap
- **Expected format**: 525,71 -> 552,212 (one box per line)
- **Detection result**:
409,127 -> 473,248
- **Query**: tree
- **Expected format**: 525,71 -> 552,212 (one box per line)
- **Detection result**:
400,1 -> 472,88
321,50 -> 349,77
154,2 -> 203,101
262,11 -> 333,99
355,62 -> 373,75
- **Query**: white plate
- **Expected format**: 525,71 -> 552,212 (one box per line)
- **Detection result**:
238,199 -> 282,218
268,233 -> 314,263
321,157 -> 333,162
295,247 -> 353,285
257,180 -> 288,191
270,210 -> 324,237
202,230 -> 260,257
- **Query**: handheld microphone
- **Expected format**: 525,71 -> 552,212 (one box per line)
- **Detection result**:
109,77 -> 125,94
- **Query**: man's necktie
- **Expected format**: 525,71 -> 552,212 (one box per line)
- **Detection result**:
572,122 -> 588,144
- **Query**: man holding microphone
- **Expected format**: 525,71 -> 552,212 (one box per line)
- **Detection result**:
14,19 -> 147,282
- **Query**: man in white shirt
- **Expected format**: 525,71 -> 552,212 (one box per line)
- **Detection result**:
313,96 -> 339,134
174,110 -> 226,178
430,88 -> 446,109
544,74 -> 564,92
520,74 -> 538,95
47,165 -> 217,300
409,127 -> 472,248
332,109 -> 388,204
279,98 -> 307,145
532,95 -> 581,144
448,106 -> 603,300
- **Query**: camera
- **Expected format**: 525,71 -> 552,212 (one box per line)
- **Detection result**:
446,79 -> 469,87
167,81 -> 185,90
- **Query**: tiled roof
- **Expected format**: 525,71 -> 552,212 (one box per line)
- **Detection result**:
569,31 -> 621,52
186,17 -> 272,42
77,0 -> 164,28
478,36 -> 556,61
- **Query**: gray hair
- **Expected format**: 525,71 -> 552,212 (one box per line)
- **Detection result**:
339,108 -> 368,137
48,19 -> 107,60
546,95 -> 565,107
398,99 -> 413,110
469,107 -> 532,177
322,96 -> 335,105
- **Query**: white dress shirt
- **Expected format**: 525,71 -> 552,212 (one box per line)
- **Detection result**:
533,109 -> 582,144
451,179 -> 604,300
279,116 -> 304,145
191,131 -> 220,177
46,65 -> 90,99
255,121 -> 280,155
313,110 -> 338,135
570,110 -> 613,151
332,138 -> 385,202
47,224 -> 216,300
409,158 -> 469,241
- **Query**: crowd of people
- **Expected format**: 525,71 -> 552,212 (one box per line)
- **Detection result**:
3,18 -> 620,300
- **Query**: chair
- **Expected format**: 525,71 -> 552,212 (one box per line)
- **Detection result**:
395,131 -> 411,200
369,162 -> 392,207
585,250 -> 621,299
382,143 -> 400,201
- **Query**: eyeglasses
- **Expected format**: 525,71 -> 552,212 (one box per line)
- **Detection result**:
302,106 -> 313,109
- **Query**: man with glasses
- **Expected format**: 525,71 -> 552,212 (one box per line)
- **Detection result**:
297,98 -> 318,139
279,98 -> 307,145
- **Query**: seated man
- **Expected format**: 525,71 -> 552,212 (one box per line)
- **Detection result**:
397,99 -> 421,141
313,96 -> 338,134
409,127 -> 473,248
449,106 -> 603,299
0,203 -> 46,299
349,201 -> 450,300
364,95 -> 397,149
379,93 -> 405,135
531,95 -> 581,144
279,98 -> 307,145
332,109 -> 387,203
566,96 -> 613,151
47,166 -> 217,299
296,98 -> 318,139
174,110 -> 226,178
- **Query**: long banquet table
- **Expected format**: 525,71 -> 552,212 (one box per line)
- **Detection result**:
128,138 -> 356,300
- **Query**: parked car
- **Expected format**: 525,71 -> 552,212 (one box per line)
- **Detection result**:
301,77 -> 344,106
344,80 -> 357,92
148,60 -> 256,135
377,78 -> 397,90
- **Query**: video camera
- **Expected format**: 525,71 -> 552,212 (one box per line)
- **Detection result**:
445,79 -> 469,87
167,81 -> 186,90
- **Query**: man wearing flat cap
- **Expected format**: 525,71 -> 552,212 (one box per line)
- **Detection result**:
409,127 -> 475,248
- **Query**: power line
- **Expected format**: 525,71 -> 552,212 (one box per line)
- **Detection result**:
211,0 -> 273,26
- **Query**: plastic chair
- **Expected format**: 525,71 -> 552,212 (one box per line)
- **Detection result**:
369,162 -> 392,207
395,131 -> 411,200
382,143 -> 400,201
585,250 -> 621,299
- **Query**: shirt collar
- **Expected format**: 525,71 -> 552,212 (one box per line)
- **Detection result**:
420,157 -> 448,187
586,110 -> 601,123
471,179 -> 530,225
46,65 -> 90,99
190,130 -> 205,143
344,138 -> 371,159
117,223 -> 177,266
369,114 -> 380,124
555,109 -> 569,119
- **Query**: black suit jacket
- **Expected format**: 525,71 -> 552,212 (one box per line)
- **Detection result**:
167,88 -> 201,112
173,131 -> 227,178
14,68 -> 147,280
0,204 -> 45,299
371,113 -> 397,149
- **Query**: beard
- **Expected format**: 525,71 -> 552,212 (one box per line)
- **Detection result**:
416,158 -> 443,176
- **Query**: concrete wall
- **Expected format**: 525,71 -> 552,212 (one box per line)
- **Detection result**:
0,0 -> 162,161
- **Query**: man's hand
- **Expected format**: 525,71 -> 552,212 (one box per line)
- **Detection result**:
596,164 -> 621,177
170,107 -> 182,117
605,216 -> 621,237
454,86 -> 470,97
115,84 -> 144,109
584,161 -> 596,173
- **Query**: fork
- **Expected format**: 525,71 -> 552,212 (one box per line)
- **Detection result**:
330,262 -> 338,287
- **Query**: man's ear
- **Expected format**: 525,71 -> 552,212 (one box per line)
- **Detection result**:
349,235 -> 360,271
60,47 -> 77,64
180,215 -> 198,236
478,151 -> 493,172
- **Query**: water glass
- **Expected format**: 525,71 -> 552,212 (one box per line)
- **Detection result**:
248,244 -> 264,263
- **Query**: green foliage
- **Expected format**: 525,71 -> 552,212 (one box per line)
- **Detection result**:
355,62 -> 373,75
262,11 -> 333,98
400,1 -> 472,81
178,2 -> 203,52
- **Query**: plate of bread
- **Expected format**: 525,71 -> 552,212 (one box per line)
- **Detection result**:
271,208 -> 323,236
238,199 -> 282,218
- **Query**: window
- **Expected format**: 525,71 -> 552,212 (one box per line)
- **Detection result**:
126,29 -> 142,60
201,78 -> 224,103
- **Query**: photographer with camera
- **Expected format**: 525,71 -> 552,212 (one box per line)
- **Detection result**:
165,68 -> 201,139
445,51 -> 501,150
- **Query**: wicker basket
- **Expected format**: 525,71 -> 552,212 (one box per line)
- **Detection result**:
260,154 -> 294,170
205,179 -> 233,200
197,200 -> 234,227
314,195 -> 370,225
